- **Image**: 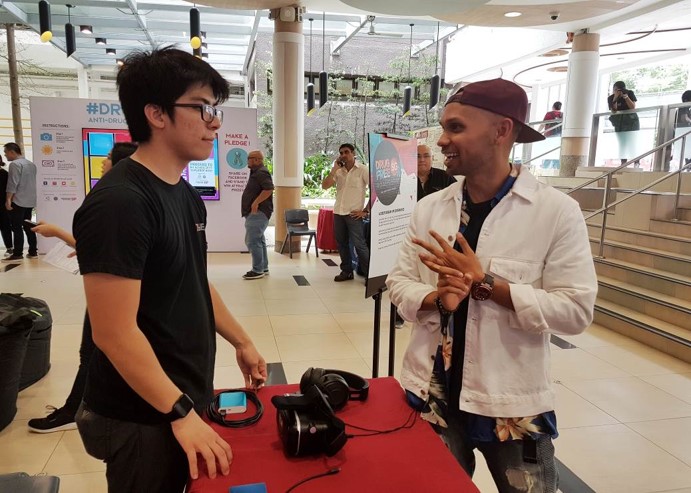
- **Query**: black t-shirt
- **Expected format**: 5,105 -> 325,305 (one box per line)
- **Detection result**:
676,106 -> 691,128
241,165 -> 274,219
417,167 -> 456,201
73,158 -> 216,424
448,197 -> 494,415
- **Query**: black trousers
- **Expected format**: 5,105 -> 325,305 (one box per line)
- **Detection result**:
0,208 -> 11,249
76,402 -> 188,493
63,312 -> 95,415
8,204 -> 37,256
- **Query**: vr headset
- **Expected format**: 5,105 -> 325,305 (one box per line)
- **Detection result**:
271,368 -> 369,457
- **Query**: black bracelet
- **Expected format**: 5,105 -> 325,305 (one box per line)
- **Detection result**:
434,296 -> 456,334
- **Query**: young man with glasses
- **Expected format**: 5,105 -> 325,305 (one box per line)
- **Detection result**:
73,47 -> 267,492
387,79 -> 597,492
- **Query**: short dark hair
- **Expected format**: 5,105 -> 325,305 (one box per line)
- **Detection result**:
339,143 -> 355,152
613,81 -> 627,90
116,47 -> 230,143
682,90 -> 691,103
3,142 -> 21,155
111,142 -> 138,167
552,101 -> 562,110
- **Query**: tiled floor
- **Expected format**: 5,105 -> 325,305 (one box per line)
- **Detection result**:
1,246 -> 690,493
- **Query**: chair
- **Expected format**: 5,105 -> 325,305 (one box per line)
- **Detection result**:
280,209 -> 318,259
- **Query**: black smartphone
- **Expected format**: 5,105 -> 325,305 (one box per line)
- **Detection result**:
24,219 -> 38,227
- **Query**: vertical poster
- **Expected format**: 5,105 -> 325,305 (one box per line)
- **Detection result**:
30,97 -> 256,253
365,133 -> 417,298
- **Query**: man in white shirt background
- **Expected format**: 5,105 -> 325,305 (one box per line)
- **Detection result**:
321,143 -> 370,282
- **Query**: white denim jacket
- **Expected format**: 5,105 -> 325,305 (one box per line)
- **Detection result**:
387,169 -> 597,418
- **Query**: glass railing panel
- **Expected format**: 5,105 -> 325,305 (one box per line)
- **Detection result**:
591,107 -> 661,170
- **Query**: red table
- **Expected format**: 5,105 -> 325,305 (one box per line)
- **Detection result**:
316,207 -> 338,252
188,377 -> 478,492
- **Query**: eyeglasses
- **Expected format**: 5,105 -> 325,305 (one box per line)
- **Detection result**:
418,153 -> 432,159
172,103 -> 223,124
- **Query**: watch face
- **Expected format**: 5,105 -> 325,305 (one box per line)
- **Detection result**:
471,284 -> 493,301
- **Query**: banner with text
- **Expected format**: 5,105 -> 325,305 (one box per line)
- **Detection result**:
365,133 -> 417,298
30,97 -> 257,252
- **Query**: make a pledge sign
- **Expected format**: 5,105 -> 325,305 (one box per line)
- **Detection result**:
366,133 -> 417,298
30,97 -> 257,252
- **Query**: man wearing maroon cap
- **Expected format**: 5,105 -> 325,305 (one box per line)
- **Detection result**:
387,79 -> 597,492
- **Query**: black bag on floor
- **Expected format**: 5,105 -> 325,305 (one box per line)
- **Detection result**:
0,294 -> 54,391
0,300 -> 34,432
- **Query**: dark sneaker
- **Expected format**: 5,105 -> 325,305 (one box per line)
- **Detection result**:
2,254 -> 23,262
27,252 -> 39,259
263,270 -> 269,276
243,271 -> 265,280
28,406 -> 77,433
334,271 -> 354,282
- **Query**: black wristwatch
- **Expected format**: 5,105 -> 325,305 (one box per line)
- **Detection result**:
166,393 -> 194,421
470,274 -> 495,301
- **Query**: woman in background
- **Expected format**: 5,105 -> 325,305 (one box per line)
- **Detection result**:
607,81 -> 640,166
26,142 -> 138,433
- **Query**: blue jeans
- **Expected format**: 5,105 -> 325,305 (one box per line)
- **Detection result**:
333,214 -> 369,275
244,212 -> 269,273
436,412 -> 558,493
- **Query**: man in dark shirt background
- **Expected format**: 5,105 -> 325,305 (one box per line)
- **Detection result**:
73,47 -> 267,493
417,144 -> 456,201
241,150 -> 274,280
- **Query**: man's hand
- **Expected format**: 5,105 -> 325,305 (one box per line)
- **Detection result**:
437,268 -> 473,311
236,343 -> 267,389
4,200 -> 11,211
413,230 -> 484,283
250,203 -> 259,214
170,409 -> 233,480
349,210 -> 368,219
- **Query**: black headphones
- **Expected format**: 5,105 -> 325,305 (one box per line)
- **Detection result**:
299,367 -> 369,411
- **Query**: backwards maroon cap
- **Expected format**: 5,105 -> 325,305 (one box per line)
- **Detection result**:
445,78 -> 545,144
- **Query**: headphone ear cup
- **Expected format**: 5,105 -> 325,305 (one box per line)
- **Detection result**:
300,367 -> 324,394
320,373 -> 349,411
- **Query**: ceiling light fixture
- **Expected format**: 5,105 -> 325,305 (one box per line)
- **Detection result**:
65,4 -> 76,57
402,23 -> 414,117
306,17 -> 315,115
504,11 -> 522,17
318,12 -> 328,108
106,48 -> 116,55
190,7 -> 201,50
80,25 -> 92,34
38,0 -> 52,42
95,37 -> 106,45
116,58 -> 124,66
429,21 -> 441,109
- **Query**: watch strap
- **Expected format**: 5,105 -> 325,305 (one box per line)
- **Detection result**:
166,393 -> 194,421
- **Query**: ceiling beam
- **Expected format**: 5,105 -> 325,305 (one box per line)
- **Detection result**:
123,0 -> 155,48
330,15 -> 368,55
242,9 -> 260,75
411,25 -> 462,57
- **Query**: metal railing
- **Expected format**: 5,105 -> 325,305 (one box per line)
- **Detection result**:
511,119 -> 563,166
567,129 -> 691,258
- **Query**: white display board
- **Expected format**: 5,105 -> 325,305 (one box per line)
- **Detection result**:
29,97 -> 257,252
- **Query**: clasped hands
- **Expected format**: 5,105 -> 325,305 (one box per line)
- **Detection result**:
413,230 -> 483,312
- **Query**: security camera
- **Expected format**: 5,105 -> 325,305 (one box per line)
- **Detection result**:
549,11 -> 560,21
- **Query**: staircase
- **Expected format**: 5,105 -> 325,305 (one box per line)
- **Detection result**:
584,200 -> 691,363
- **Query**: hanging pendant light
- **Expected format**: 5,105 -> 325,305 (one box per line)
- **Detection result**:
429,22 -> 441,109
306,18 -> 316,115
38,0 -> 52,42
189,7 -> 201,50
402,24 -> 414,117
65,4 -> 76,57
318,12 -> 328,108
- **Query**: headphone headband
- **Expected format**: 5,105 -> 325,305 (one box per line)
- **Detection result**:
320,369 -> 369,401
